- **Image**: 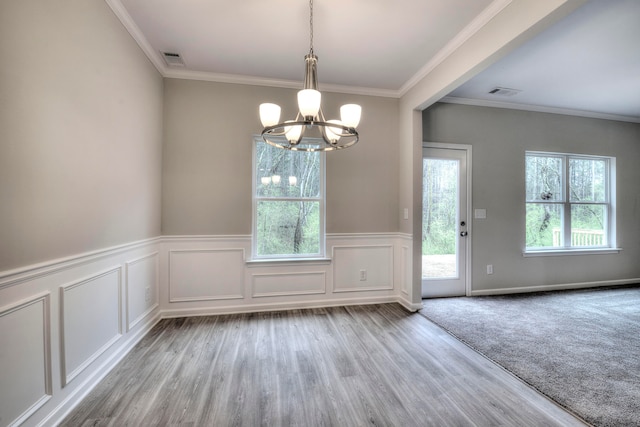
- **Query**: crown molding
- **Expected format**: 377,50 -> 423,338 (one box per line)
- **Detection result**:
104,0 -> 167,74
163,68 -> 400,98
399,0 -> 513,97
439,96 -> 640,124
105,0 -> 399,98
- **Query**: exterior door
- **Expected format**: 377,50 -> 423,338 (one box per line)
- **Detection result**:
422,146 -> 469,298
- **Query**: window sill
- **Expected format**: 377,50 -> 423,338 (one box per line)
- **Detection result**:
246,257 -> 332,267
523,248 -> 622,257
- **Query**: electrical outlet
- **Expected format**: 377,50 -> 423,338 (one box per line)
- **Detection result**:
359,269 -> 367,281
145,287 -> 151,302
487,264 -> 493,275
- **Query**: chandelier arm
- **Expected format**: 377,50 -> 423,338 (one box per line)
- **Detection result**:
317,106 -> 326,122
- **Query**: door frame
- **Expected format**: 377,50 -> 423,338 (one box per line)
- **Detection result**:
422,142 -> 473,296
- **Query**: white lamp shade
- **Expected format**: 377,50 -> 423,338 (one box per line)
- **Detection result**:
259,103 -> 281,127
289,176 -> 297,186
340,104 -> 361,128
261,177 -> 271,185
284,120 -> 303,143
271,175 -> 281,184
325,119 -> 342,142
297,89 -> 321,118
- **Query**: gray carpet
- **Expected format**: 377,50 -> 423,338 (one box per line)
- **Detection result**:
420,285 -> 640,427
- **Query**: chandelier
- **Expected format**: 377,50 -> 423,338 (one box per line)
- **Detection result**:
259,0 -> 361,152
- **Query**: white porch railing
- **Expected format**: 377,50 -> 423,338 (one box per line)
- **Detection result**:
552,228 -> 605,246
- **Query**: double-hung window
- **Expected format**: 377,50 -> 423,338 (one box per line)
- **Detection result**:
252,136 -> 325,259
525,151 -> 615,252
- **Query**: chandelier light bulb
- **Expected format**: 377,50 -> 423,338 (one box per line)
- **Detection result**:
284,120 -> 303,143
325,119 -> 343,143
259,103 -> 281,127
340,104 -> 362,128
298,89 -> 321,119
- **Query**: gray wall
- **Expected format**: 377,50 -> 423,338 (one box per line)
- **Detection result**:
423,103 -> 640,291
162,79 -> 400,235
0,0 -> 164,271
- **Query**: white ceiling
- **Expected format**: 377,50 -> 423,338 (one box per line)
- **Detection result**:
110,0 -> 640,122
446,0 -> 640,122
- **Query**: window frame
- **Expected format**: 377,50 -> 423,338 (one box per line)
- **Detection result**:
251,135 -> 326,260
524,150 -> 618,255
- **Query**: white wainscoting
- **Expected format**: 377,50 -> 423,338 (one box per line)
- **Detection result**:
0,238 -> 161,427
332,245 -> 394,292
0,233 -> 413,426
401,245 -> 411,296
160,234 -> 410,317
59,267 -> 122,387
168,248 -> 245,302
251,271 -> 326,297
0,293 -> 51,427
125,252 -> 159,331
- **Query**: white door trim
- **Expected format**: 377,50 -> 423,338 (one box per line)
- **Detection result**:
423,142 -> 473,296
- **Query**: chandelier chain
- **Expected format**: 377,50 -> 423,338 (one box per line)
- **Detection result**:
309,0 -> 314,54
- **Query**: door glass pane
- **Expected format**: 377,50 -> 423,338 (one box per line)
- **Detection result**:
422,158 -> 458,279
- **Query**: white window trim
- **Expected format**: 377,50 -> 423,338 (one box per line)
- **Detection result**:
251,135 -> 326,261
524,151 -> 618,255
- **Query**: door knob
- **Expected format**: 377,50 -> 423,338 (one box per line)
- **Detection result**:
460,231 -> 468,237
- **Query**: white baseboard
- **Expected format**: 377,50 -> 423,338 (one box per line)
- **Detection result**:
160,295 -> 400,318
396,296 -> 423,312
470,278 -> 640,296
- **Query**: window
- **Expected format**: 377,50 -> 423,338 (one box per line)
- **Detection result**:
252,137 -> 325,259
525,151 -> 615,252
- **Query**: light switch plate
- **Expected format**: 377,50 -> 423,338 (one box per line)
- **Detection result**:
474,208 -> 487,219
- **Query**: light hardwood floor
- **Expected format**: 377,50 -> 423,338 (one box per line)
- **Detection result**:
61,304 -> 587,426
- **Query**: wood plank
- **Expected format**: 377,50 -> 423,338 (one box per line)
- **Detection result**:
60,304 -> 587,426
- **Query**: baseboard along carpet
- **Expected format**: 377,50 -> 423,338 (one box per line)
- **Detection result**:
420,285 -> 640,427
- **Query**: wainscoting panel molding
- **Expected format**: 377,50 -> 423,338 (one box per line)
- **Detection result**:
401,245 -> 411,296
0,293 -> 52,427
332,245 -> 394,292
168,249 -> 245,302
125,252 -> 159,331
59,267 -> 122,387
251,271 -> 326,298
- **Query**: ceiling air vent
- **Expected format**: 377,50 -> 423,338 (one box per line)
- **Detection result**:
162,51 -> 185,67
488,87 -> 521,97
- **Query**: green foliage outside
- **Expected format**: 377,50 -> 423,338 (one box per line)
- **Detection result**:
257,201 -> 319,256
422,158 -> 458,256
